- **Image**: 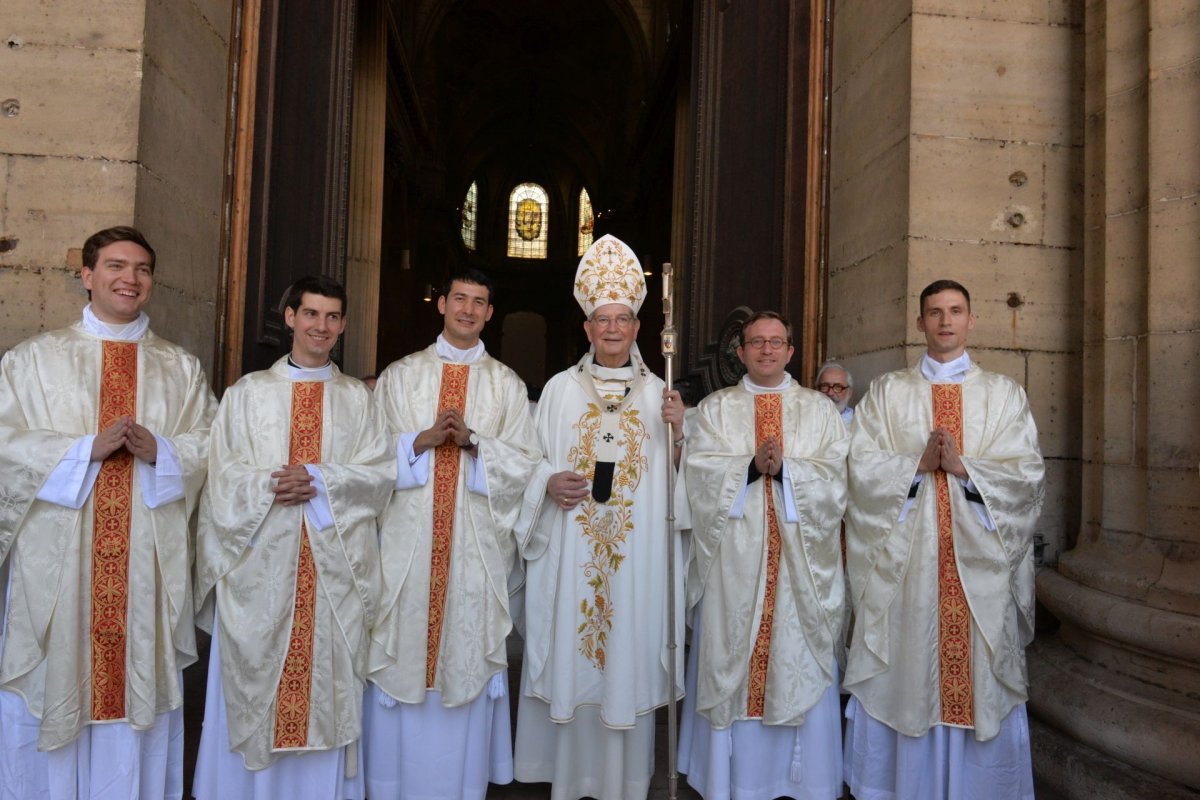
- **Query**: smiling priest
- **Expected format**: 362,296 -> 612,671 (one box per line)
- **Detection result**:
193,275 -> 395,800
0,226 -> 217,799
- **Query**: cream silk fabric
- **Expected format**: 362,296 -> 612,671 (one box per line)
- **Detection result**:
844,362 -> 1045,741
686,381 -> 848,730
368,345 -> 541,706
0,323 -> 215,750
517,353 -> 687,727
194,358 -> 394,769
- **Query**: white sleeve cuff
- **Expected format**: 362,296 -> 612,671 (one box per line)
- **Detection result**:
303,465 -> 335,531
36,435 -> 102,509
780,460 -> 798,524
138,434 -> 185,509
395,432 -> 430,490
466,446 -> 489,497
728,470 -> 750,520
897,474 -> 924,523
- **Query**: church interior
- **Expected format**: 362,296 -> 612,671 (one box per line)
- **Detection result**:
1,0 -> 1197,797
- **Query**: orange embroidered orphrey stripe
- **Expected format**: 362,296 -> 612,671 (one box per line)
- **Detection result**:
746,392 -> 784,718
426,363 -> 470,688
273,380 -> 324,749
932,383 -> 973,727
91,340 -> 138,721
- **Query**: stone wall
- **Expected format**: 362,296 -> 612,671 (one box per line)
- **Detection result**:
0,0 -> 228,374
827,0 -> 1084,564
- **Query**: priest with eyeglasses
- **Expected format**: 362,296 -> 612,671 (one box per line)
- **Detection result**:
678,310 -> 849,800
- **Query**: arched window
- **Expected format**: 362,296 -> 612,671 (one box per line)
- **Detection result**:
577,187 -> 594,257
460,181 -> 478,251
507,182 -> 549,259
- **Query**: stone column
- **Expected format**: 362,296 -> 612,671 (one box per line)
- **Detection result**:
0,0 -> 229,373
1027,1 -> 1200,797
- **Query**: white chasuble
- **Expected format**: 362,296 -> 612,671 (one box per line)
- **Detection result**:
369,345 -> 540,706
195,358 -> 394,769
844,362 -> 1045,741
0,322 -> 215,750
517,353 -> 687,728
685,381 -> 848,730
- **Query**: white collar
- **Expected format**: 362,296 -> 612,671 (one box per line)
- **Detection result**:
436,333 -> 485,364
82,304 -> 149,341
921,351 -> 971,384
740,373 -> 793,394
287,358 -> 334,381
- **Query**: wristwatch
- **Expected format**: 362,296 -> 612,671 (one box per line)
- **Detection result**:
467,430 -> 480,449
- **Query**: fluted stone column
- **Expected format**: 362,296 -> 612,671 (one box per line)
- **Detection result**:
1027,2 -> 1200,797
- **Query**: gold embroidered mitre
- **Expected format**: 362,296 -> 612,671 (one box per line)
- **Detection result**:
574,234 -> 646,315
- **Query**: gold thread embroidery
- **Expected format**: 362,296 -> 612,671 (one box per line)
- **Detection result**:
426,363 -> 470,688
273,381 -> 323,748
746,392 -> 783,717
933,383 -> 973,727
573,400 -> 647,671
91,340 -> 137,721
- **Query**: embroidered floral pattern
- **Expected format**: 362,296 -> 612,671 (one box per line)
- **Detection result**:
571,400 -> 647,671
91,340 -> 137,721
746,392 -> 783,717
932,383 -> 973,727
426,363 -> 470,688
274,380 -> 323,748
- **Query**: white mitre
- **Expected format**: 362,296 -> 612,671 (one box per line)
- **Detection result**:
573,233 -> 647,316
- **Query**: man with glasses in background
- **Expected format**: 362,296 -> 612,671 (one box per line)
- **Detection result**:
815,361 -> 855,425
679,310 -> 849,800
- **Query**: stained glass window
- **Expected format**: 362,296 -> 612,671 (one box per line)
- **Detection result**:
507,182 -> 549,259
461,181 -> 478,251
577,187 -> 594,257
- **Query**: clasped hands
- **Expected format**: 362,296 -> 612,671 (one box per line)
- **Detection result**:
91,415 -> 158,463
755,436 -> 782,477
917,428 -> 968,479
548,389 -> 685,511
413,409 -> 475,456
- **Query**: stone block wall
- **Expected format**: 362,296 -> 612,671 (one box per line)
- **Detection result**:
0,0 -> 228,374
827,0 -> 1084,563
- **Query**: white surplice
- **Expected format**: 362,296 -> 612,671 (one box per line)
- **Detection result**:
0,309 -> 215,800
514,353 -> 687,800
365,340 -> 540,799
679,376 -> 847,800
193,357 -> 394,795
843,353 -> 1044,799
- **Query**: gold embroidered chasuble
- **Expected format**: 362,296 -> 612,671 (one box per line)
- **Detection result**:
195,358 -> 394,769
686,381 -> 848,730
0,323 -> 215,750
844,362 -> 1045,741
518,353 -> 687,727
369,345 -> 540,707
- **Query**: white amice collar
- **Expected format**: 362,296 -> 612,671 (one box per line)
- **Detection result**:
82,304 -> 149,341
436,333 -> 485,364
287,358 -> 334,381
740,373 -> 793,394
921,351 -> 972,384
